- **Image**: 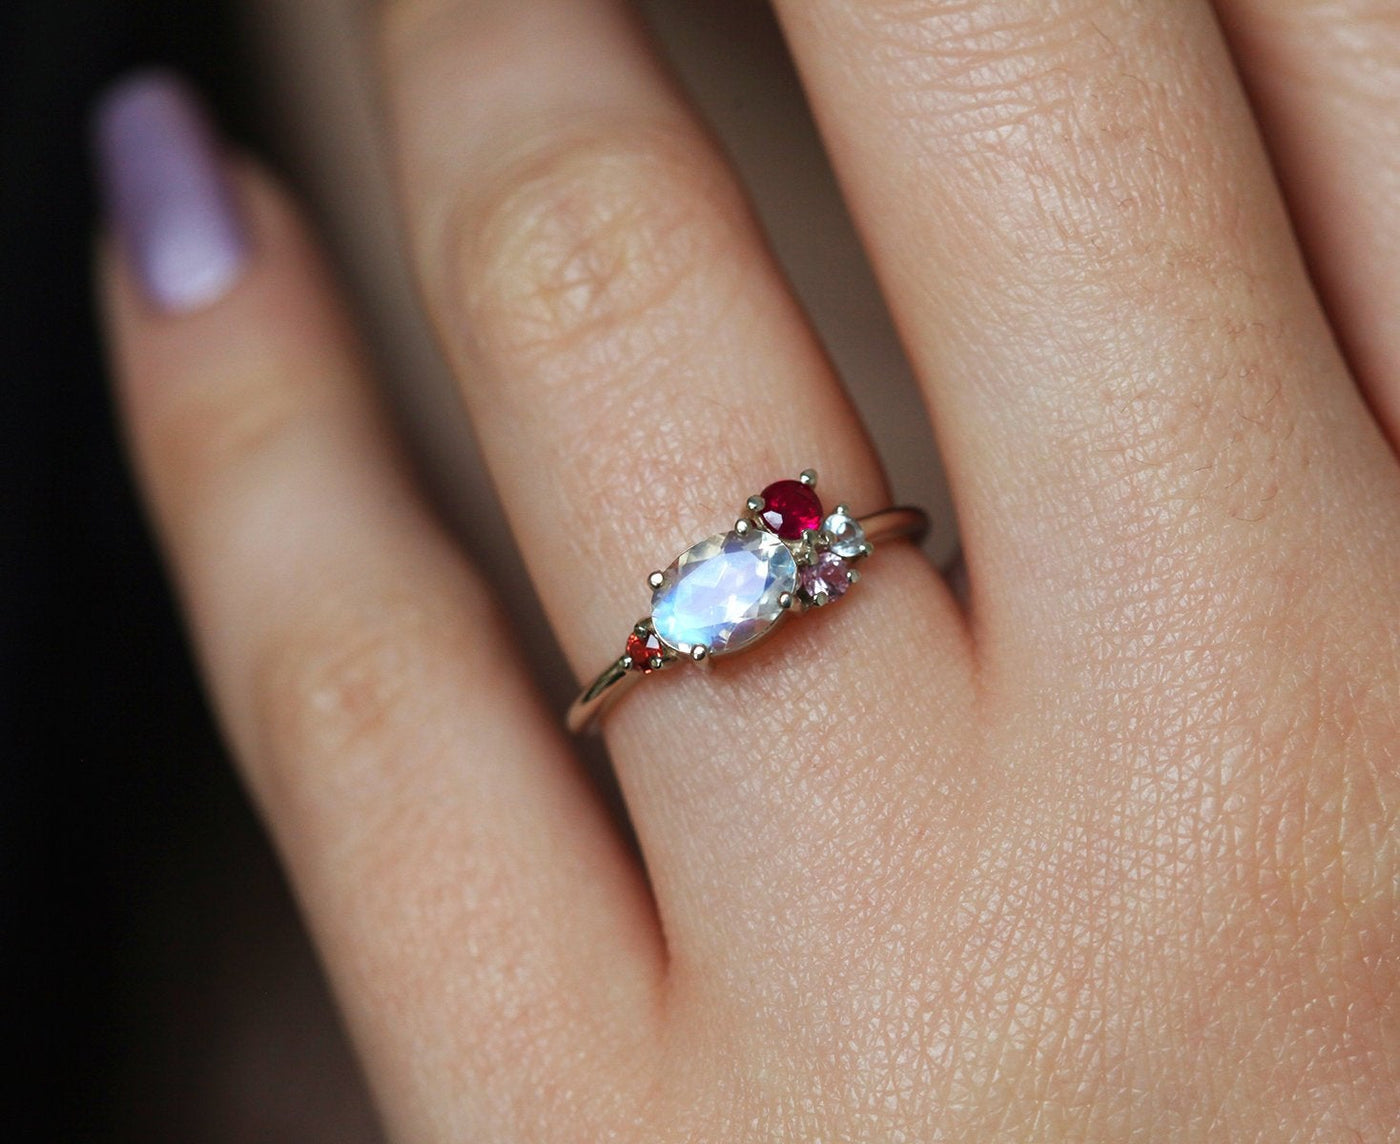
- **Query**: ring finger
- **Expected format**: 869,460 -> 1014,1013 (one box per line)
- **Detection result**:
378,0 -> 970,969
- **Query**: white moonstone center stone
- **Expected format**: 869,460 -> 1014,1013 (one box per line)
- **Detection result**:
650,529 -> 797,655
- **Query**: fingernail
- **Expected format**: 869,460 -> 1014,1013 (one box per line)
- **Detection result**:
92,71 -> 249,314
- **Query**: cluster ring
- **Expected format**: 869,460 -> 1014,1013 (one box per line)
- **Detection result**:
567,470 -> 928,734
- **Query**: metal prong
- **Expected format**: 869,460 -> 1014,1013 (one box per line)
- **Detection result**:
847,569 -> 861,585
802,528 -> 819,546
649,655 -> 665,671
834,503 -> 851,516
859,542 -> 874,558
690,644 -> 709,663
634,620 -> 652,637
799,468 -> 818,488
812,591 -> 829,608
816,530 -> 833,547
647,570 -> 665,590
778,591 -> 794,610
746,494 -> 765,513
735,518 -> 751,535
620,655 -> 634,670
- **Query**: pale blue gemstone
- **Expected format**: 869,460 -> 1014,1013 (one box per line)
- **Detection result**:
822,509 -> 868,558
650,530 -> 798,655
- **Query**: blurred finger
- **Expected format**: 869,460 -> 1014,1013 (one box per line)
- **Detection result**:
95,74 -> 661,1138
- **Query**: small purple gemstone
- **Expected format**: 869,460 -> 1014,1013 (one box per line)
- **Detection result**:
800,551 -> 852,603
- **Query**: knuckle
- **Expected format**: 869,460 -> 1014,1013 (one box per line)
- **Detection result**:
452,124 -> 741,384
1009,296 -> 1323,577
1078,334 -> 1305,530
248,588 -> 448,810
851,0 -> 1121,138
143,361 -> 326,525
851,1 -> 1229,265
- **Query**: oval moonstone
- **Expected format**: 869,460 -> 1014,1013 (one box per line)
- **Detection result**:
650,529 -> 798,656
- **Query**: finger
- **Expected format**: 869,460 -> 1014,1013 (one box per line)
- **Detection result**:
772,0 -> 1400,649
379,0 -> 972,966
1215,0 -> 1400,444
95,75 -> 660,1137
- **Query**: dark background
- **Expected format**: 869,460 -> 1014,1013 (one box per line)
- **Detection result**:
6,1 -> 379,1137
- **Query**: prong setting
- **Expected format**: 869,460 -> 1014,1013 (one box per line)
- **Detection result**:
636,470 -> 875,675
570,493 -> 931,733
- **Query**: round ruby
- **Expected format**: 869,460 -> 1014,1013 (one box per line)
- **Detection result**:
625,631 -> 664,672
758,479 -> 823,540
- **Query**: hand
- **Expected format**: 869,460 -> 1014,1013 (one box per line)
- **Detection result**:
95,0 -> 1399,1138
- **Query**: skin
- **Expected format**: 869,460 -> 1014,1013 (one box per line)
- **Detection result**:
101,0 -> 1400,1140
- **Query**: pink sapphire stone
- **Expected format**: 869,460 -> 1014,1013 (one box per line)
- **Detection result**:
759,480 -> 823,540
800,551 -> 852,602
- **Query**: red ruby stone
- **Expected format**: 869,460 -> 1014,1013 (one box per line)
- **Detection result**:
625,631 -> 664,673
758,479 -> 824,540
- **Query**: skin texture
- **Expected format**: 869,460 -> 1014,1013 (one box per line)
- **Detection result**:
100,0 -> 1400,1140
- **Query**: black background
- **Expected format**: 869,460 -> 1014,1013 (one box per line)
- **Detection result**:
5,2 -> 372,1137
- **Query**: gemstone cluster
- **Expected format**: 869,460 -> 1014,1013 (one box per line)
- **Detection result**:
621,470 -> 872,674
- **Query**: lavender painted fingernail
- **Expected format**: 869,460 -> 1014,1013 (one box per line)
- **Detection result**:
93,71 -> 248,313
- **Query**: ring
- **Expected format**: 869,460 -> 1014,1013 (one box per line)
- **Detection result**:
567,469 -> 928,733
